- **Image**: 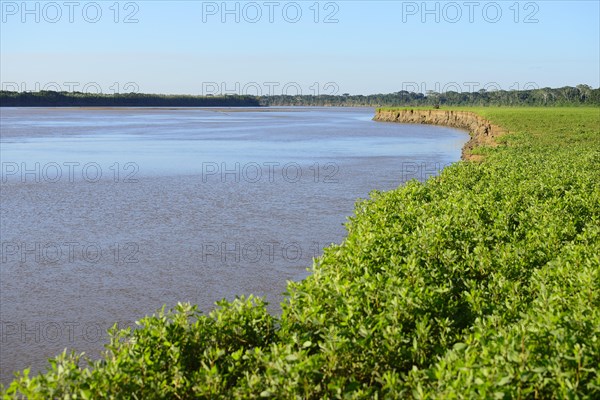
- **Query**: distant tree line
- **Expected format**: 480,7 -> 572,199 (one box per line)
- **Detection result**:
259,85 -> 600,107
0,91 -> 260,107
1,85 -> 598,107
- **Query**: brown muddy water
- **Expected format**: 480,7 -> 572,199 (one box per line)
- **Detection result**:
0,107 -> 468,383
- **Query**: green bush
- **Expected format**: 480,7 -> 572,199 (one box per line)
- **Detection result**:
3,108 -> 599,399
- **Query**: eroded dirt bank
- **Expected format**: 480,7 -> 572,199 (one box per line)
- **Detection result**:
374,109 -> 505,161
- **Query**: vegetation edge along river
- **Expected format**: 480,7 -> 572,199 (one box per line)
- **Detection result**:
373,108 -> 505,161
2,107 -> 599,398
1,84 -> 599,107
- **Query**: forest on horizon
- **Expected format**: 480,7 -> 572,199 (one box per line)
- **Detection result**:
1,85 -> 598,107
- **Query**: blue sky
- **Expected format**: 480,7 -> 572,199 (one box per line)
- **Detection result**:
1,0 -> 598,95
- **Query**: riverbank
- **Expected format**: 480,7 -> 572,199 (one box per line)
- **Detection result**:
374,108 -> 505,161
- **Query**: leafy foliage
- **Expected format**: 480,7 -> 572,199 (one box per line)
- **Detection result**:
3,108 -> 599,398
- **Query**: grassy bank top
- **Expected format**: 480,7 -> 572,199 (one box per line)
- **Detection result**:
3,107 -> 600,399
378,106 -> 599,148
